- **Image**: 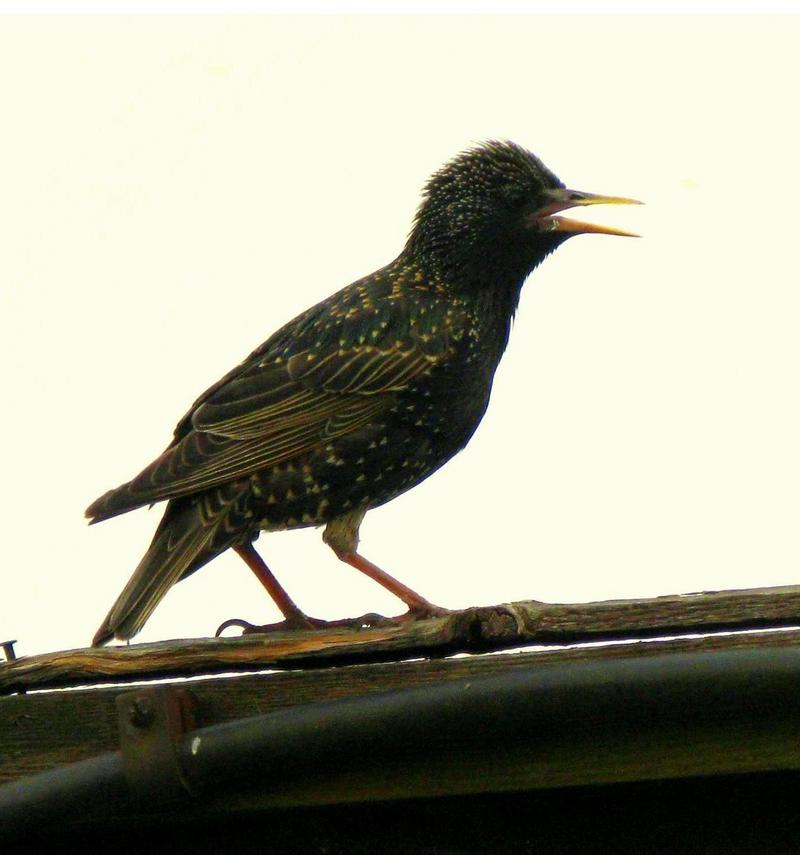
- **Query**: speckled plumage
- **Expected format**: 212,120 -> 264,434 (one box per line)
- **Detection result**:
87,141 -> 637,645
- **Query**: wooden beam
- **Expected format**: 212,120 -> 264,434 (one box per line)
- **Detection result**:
2,627 -> 800,789
3,584 -> 800,694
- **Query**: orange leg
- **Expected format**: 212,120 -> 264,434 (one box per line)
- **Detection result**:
233,543 -> 312,628
217,541 -> 447,638
334,550 -> 449,619
220,543 -> 396,636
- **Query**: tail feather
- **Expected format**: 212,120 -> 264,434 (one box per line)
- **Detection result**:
86,476 -> 170,524
85,486 -> 147,525
85,441 -> 188,523
92,486 -> 248,646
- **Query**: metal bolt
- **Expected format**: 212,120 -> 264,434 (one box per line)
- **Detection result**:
128,696 -> 155,728
1,640 -> 17,661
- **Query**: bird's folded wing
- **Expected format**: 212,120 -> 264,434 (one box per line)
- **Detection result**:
87,339 -> 449,519
191,344 -> 439,438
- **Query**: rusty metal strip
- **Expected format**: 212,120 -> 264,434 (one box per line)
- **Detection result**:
115,686 -> 196,805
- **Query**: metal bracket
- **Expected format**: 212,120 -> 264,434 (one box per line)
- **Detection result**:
115,685 -> 196,806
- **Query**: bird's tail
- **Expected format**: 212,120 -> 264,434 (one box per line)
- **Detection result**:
92,485 -> 248,646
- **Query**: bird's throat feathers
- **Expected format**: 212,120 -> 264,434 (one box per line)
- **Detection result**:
397,237 -> 553,343
404,218 -> 555,300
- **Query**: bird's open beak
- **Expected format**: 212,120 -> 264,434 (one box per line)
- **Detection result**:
529,188 -> 643,237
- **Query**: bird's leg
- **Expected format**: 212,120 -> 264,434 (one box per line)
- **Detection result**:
233,542 -> 314,629
216,542 -> 395,636
323,511 -> 448,621
332,549 -> 449,620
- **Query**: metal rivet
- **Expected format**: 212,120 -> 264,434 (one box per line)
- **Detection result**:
128,696 -> 155,728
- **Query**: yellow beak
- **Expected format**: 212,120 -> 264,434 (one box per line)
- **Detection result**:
530,188 -> 643,238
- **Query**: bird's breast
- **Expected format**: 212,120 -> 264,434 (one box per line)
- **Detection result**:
248,287 -> 516,531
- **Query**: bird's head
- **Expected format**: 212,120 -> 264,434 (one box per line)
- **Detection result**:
405,140 -> 640,291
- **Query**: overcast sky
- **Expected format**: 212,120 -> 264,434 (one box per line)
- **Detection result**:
3,13 -> 799,656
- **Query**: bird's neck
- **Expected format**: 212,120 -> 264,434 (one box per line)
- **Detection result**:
398,250 -> 528,323
391,253 -> 524,367
470,278 -> 523,361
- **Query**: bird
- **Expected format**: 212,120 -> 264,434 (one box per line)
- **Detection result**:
86,140 -> 639,646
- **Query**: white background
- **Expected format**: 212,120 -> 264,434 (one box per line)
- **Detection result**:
2,14 -> 799,656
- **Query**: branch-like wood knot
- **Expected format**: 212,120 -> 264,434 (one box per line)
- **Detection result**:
449,605 -> 526,647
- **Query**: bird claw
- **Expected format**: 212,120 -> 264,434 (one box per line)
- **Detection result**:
396,604 -> 452,622
215,611 -> 398,637
215,617 -> 259,637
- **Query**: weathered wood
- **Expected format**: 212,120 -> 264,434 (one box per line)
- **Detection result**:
2,626 -> 800,786
3,584 -> 800,694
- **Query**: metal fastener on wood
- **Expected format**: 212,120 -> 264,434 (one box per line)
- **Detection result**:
115,685 -> 196,806
127,695 -> 155,728
1,640 -> 17,661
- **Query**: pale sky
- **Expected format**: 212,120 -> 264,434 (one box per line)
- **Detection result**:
2,14 -> 799,656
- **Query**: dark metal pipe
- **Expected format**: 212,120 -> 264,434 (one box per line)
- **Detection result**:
180,645 -> 800,791
0,751 -> 127,834
3,645 -> 800,837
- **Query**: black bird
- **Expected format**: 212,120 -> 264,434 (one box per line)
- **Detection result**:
87,141 -> 639,646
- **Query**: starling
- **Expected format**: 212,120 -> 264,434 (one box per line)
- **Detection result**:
87,141 -> 639,646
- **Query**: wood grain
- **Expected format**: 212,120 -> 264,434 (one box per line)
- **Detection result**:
2,626 -> 800,787
3,584 -> 800,694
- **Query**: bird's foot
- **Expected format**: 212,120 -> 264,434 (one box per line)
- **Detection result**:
215,612 -> 396,637
393,603 -> 452,622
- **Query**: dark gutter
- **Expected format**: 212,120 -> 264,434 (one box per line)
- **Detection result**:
2,645 -> 800,836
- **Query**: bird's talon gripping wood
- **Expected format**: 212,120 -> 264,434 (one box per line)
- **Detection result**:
216,616 -> 320,637
393,605 -> 452,623
86,141 -> 639,645
215,618 -> 256,637
216,612 -> 399,638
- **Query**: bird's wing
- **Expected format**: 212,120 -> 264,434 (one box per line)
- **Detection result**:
143,350 -> 424,493
86,314 -> 454,520
191,342 -> 441,439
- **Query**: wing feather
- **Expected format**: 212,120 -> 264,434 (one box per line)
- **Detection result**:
86,283 -> 461,522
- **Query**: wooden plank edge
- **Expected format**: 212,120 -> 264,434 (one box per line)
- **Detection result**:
4,584 -> 800,693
